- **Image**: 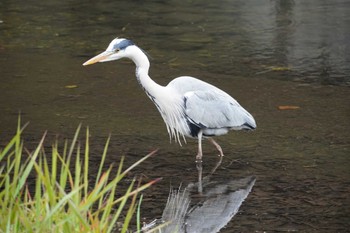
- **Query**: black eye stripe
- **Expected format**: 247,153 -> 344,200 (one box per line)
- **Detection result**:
113,39 -> 134,51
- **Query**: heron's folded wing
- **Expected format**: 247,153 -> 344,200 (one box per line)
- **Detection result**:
184,91 -> 250,129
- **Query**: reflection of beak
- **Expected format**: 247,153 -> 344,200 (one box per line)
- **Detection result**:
83,51 -> 113,66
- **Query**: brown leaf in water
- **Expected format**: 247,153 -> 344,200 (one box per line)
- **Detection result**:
278,105 -> 300,110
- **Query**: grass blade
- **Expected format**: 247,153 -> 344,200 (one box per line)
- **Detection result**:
0,123 -> 159,233
14,132 -> 46,198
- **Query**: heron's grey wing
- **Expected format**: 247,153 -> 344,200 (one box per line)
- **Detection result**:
184,90 -> 254,129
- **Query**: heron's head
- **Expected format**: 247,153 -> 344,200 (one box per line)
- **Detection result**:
83,38 -> 135,66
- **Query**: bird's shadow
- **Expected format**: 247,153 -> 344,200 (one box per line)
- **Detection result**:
142,155 -> 256,233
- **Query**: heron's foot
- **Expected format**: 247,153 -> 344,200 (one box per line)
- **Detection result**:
208,138 -> 224,158
195,155 -> 203,163
196,149 -> 203,162
216,148 -> 224,157
210,155 -> 223,175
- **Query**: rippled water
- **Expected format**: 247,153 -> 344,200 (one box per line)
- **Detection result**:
1,0 -> 349,232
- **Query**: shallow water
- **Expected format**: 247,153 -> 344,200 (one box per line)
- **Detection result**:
1,0 -> 350,232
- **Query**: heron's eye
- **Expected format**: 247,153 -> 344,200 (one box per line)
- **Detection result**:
114,48 -> 120,53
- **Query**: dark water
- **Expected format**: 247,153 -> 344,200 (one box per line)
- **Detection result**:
1,0 -> 350,232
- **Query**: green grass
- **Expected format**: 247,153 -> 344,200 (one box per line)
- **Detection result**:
0,119 -> 159,233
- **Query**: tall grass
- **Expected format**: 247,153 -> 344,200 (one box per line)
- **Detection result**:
0,119 -> 158,233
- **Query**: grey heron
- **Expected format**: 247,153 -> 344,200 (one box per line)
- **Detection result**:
83,38 -> 256,162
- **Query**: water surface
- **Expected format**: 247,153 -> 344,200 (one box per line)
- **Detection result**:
0,0 -> 349,232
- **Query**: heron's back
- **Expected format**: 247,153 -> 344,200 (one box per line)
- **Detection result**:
166,76 -> 256,137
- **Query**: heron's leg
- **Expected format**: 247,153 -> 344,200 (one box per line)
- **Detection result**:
196,161 -> 203,194
208,138 -> 224,157
210,155 -> 223,175
196,130 -> 203,162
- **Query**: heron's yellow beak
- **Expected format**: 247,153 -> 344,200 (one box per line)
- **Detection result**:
83,51 -> 113,66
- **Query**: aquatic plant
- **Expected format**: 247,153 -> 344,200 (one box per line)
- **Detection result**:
0,119 -> 158,233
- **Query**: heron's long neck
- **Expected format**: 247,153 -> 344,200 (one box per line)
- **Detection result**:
132,47 -> 165,99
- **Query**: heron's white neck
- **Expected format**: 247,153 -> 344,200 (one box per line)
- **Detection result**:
129,45 -> 189,143
130,46 -> 165,98
130,46 -> 150,73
